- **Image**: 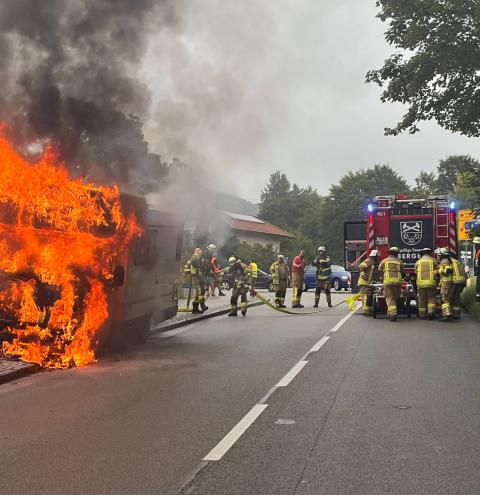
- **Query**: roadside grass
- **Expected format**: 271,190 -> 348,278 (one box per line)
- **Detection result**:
461,277 -> 480,321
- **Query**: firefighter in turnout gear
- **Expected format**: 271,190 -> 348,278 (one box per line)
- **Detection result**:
184,247 -> 205,314
450,251 -> 467,319
474,237 -> 480,302
271,255 -> 291,308
358,249 -> 380,316
438,248 -> 454,321
313,246 -> 332,308
223,257 -> 252,316
378,246 -> 404,321
291,249 -> 306,308
196,243 -> 216,313
414,247 -> 438,320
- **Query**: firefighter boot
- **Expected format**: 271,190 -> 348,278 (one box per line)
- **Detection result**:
192,303 -> 203,314
228,305 -> 238,317
200,301 -> 208,312
241,303 -> 247,316
326,291 -> 333,308
314,295 -> 320,308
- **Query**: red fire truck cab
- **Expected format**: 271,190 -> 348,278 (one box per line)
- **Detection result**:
366,196 -> 458,273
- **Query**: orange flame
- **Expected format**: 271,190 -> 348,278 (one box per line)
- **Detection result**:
0,128 -> 139,368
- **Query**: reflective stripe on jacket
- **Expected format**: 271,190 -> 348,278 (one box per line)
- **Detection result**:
379,256 -> 403,285
358,257 -> 378,286
451,258 -> 467,284
250,262 -> 258,278
270,261 -> 290,285
414,255 -> 438,288
314,256 -> 332,280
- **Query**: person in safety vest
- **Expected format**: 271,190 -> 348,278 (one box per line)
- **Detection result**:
184,247 -> 205,314
358,249 -> 380,316
291,249 -> 306,308
438,247 -> 454,321
249,259 -> 258,289
450,251 -> 467,319
474,237 -> 480,301
222,256 -> 252,316
414,247 -> 438,320
378,246 -> 404,322
313,246 -> 332,308
271,254 -> 291,308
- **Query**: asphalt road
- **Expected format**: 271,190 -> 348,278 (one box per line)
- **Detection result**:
2,290 -> 480,495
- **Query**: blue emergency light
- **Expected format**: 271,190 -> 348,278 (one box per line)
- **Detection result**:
367,203 -> 375,212
450,201 -> 455,210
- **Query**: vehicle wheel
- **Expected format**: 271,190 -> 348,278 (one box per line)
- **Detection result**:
333,278 -> 341,291
221,280 -> 231,291
267,282 -> 275,292
372,295 -> 377,319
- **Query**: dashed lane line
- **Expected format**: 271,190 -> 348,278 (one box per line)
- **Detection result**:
200,305 -> 359,463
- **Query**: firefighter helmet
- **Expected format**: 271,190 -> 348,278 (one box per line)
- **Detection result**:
388,246 -> 400,254
317,246 -> 326,252
439,247 -> 451,256
420,247 -> 433,254
207,243 -> 217,252
473,237 -> 480,245
278,254 -> 285,260
228,256 -> 237,264
370,249 -> 379,257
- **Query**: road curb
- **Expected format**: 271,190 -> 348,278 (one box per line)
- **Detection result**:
151,301 -> 265,334
0,359 -> 39,385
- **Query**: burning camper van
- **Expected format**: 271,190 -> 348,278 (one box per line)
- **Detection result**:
0,132 -> 182,368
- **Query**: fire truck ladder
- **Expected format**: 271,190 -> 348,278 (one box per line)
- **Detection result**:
434,200 -> 449,242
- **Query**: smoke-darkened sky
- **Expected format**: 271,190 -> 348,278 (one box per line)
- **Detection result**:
141,0 -> 480,201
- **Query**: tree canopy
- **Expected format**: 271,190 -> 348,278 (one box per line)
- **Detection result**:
366,1 -> 480,136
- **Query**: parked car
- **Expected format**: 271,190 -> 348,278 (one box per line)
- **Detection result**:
222,269 -> 274,292
303,265 -> 351,291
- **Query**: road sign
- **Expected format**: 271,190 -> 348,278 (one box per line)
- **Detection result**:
458,209 -> 476,241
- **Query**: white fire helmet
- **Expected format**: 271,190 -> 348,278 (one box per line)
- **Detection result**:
317,246 -> 326,252
439,247 -> 451,256
228,256 -> 237,264
278,254 -> 285,260
370,249 -> 379,257
207,243 -> 217,252
473,237 -> 480,245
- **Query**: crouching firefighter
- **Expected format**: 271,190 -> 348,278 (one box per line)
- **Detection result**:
358,249 -> 380,315
223,257 -> 252,316
379,246 -> 404,322
414,247 -> 438,320
271,254 -> 291,308
184,247 -> 207,314
313,246 -> 332,308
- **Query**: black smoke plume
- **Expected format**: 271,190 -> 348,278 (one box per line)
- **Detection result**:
0,0 -> 178,193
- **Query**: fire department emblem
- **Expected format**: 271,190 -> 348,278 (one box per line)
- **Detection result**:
400,221 -> 422,246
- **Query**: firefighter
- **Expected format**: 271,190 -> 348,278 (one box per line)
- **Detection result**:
474,237 -> 480,301
358,249 -> 380,316
184,247 -> 205,314
223,256 -> 252,316
438,247 -> 454,321
249,258 -> 258,289
270,254 -> 291,308
450,251 -> 467,319
196,243 -> 216,312
378,246 -> 404,322
313,246 -> 332,308
291,249 -> 306,308
414,247 -> 438,320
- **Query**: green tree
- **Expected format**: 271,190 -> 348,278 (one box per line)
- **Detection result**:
279,230 -> 317,266
411,171 -> 439,197
320,164 -> 410,263
436,155 -> 480,195
366,1 -> 480,136
259,171 -> 292,229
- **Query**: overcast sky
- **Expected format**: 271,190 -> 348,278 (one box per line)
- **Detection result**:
141,0 -> 480,202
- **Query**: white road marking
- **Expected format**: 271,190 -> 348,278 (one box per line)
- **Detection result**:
329,306 -> 358,332
276,360 -> 309,387
203,404 -> 268,461
309,335 -> 330,353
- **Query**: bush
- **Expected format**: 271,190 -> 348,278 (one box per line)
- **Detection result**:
461,278 -> 480,321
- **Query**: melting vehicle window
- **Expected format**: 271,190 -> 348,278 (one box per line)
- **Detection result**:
135,229 -> 158,265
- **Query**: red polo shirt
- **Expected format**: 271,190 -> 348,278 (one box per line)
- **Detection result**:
292,255 -> 305,273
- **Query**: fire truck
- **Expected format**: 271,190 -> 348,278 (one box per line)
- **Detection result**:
365,195 -> 458,271
345,195 -> 458,318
